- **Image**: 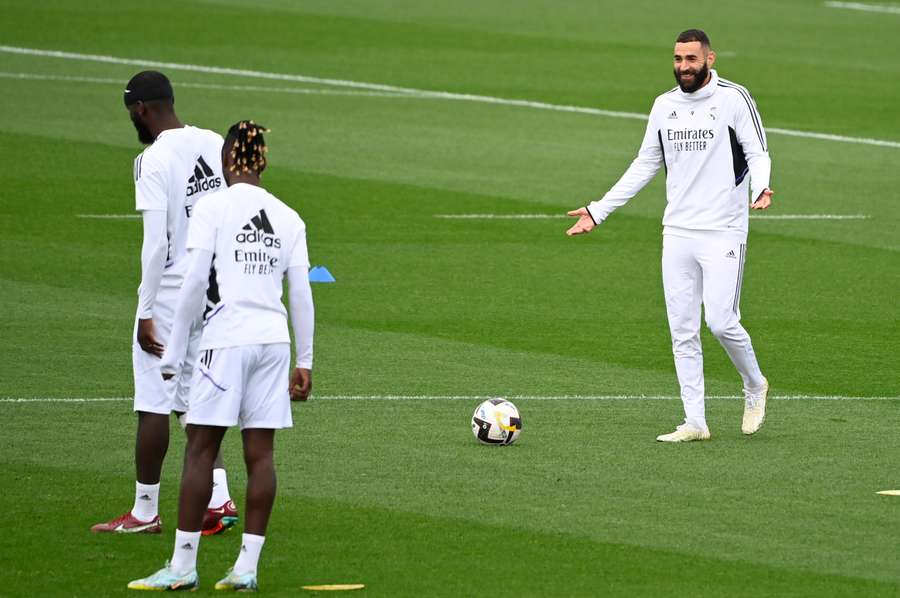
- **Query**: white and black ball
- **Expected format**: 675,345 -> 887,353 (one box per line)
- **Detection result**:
471,399 -> 522,445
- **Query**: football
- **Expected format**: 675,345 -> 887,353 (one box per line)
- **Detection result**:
471,399 -> 522,445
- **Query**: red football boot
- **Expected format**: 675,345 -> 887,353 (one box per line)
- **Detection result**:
90,511 -> 161,534
202,500 -> 239,536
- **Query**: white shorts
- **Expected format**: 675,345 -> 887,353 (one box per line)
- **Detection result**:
185,343 -> 293,430
132,286 -> 200,415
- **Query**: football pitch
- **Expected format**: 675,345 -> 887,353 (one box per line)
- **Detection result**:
1,0 -> 898,595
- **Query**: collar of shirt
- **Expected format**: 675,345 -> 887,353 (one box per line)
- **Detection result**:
676,69 -> 719,102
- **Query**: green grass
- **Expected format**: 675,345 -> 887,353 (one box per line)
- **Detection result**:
1,0 -> 898,595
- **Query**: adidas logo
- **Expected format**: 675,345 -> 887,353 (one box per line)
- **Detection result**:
180,543 -> 194,551
243,209 -> 274,234
667,110 -> 678,119
241,545 -> 248,553
235,209 -> 281,248
725,250 -> 736,259
138,494 -> 152,501
186,155 -> 222,198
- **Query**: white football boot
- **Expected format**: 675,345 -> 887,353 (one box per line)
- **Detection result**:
656,422 -> 711,443
742,378 -> 769,435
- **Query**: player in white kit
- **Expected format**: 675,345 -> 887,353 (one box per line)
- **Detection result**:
128,121 -> 315,592
92,71 -> 237,534
566,30 -> 772,442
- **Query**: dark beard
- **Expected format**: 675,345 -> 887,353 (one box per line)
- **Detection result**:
674,62 -> 709,93
131,113 -> 155,144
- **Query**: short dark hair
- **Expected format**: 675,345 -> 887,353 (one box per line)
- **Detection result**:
676,29 -> 711,49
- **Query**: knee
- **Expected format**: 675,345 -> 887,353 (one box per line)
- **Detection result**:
706,314 -> 737,340
243,447 -> 274,472
185,437 -> 218,464
671,335 -> 700,358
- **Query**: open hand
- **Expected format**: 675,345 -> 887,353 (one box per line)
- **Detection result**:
751,188 -> 774,210
565,207 -> 596,236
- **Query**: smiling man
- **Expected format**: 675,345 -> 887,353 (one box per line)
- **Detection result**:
566,29 -> 774,442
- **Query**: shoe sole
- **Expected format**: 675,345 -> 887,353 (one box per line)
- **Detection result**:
214,583 -> 258,592
202,516 -> 239,537
656,434 -> 711,442
92,523 -> 162,534
127,582 -> 197,591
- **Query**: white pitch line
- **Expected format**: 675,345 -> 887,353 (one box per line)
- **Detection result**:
2,45 -> 899,150
749,213 -> 870,220
2,395 -> 898,403
435,214 -> 567,220
78,213 -> 873,222
77,214 -> 140,219
0,71 -> 409,98
434,213 -> 870,221
824,1 -> 900,15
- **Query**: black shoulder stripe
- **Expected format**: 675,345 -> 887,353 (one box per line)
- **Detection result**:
718,81 -> 767,150
718,80 -> 766,150
718,81 -> 766,150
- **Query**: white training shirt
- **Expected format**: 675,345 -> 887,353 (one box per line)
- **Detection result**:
586,70 -> 770,236
188,183 -> 310,352
134,125 -> 224,317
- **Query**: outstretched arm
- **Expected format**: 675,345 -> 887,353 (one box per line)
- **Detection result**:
567,111 -> 664,236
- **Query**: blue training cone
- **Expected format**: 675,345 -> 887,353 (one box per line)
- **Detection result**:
308,266 -> 336,283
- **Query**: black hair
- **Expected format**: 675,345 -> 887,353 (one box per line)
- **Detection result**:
224,120 -> 269,175
676,29 -> 711,49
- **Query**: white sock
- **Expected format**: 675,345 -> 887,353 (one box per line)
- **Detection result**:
131,482 -> 159,521
233,533 -> 265,575
171,529 -> 201,575
209,468 -> 231,507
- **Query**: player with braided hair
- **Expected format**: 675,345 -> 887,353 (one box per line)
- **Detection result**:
224,120 -> 269,175
129,120 -> 315,592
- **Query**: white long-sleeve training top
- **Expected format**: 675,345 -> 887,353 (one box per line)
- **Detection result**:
159,182 -> 315,375
586,70 -> 770,236
134,125 -> 225,319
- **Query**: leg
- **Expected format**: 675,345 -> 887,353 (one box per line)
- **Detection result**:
91,344 -> 175,532
181,342 -> 237,531
177,424 -> 228,532
699,239 -> 765,390
241,428 -> 276,536
135,411 -> 170,484
662,234 -> 707,430
219,344 -> 292,585
211,427 -> 274,587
